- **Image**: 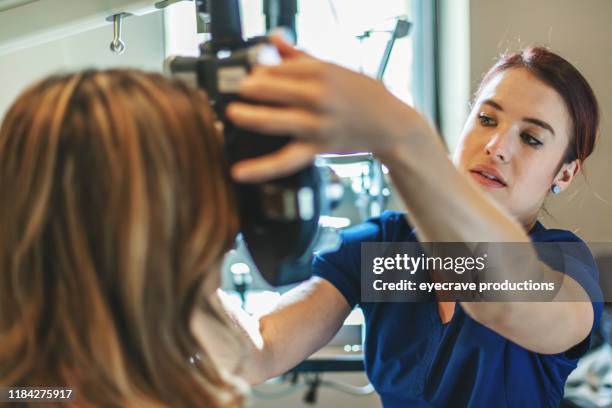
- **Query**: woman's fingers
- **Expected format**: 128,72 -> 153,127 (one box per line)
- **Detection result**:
231,142 -> 320,182
239,75 -> 328,109
268,33 -> 305,59
226,103 -> 327,138
263,56 -> 326,79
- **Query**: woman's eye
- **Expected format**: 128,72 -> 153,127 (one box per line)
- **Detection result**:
521,132 -> 543,147
478,113 -> 496,126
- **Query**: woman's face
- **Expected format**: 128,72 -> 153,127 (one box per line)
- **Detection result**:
453,68 -> 578,227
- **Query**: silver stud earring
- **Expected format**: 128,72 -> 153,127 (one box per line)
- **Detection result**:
551,184 -> 561,194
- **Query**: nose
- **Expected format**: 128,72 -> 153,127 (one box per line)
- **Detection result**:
485,130 -> 514,164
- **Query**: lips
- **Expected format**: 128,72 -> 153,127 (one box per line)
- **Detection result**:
469,165 -> 507,188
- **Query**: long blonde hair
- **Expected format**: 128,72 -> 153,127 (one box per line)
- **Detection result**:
0,70 -> 244,407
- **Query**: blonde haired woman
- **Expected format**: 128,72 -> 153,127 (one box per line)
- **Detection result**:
0,70 -> 246,407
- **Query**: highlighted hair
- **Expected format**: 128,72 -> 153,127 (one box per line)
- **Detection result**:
0,70 -> 243,407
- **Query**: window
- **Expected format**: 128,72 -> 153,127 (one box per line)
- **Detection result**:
240,0 -> 413,105
165,1 -> 414,104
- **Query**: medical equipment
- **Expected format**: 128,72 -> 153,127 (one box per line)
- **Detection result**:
166,0 -> 327,287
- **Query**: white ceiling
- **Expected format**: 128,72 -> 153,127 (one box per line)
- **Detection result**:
0,0 -> 164,56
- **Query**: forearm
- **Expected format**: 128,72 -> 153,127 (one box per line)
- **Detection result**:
215,279 -> 350,384
214,297 -> 305,385
255,278 -> 351,378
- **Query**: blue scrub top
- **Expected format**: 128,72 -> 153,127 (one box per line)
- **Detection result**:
313,211 -> 603,408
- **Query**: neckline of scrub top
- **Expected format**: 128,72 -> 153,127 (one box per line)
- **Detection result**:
435,302 -> 459,327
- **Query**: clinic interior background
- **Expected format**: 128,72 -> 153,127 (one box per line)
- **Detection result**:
0,0 -> 611,407
2,0 -> 611,244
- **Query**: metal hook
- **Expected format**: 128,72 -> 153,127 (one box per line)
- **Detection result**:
108,13 -> 129,55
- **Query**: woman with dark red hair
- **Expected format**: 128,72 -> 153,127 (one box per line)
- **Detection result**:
220,37 -> 602,407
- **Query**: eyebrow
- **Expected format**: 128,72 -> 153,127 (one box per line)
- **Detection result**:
481,99 -> 556,136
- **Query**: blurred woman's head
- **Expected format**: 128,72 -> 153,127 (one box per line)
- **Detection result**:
0,70 -> 243,406
453,47 -> 599,228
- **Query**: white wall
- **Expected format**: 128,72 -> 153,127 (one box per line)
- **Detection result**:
442,0 -> 612,242
0,10 -> 165,120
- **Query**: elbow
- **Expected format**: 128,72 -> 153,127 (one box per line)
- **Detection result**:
240,315 -> 275,385
228,315 -> 275,385
461,302 -> 507,329
464,302 -> 595,355
530,301 -> 595,355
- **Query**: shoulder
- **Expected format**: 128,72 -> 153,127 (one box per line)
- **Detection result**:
530,222 -> 597,271
339,210 -> 416,244
311,211 -> 414,308
315,211 -> 415,267
529,221 -> 585,243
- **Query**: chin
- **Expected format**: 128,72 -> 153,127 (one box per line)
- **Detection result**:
481,188 -> 509,204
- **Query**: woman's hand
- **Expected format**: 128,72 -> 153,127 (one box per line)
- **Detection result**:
226,36 -> 431,182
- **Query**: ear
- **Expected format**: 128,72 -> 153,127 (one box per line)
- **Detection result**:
553,159 -> 581,192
